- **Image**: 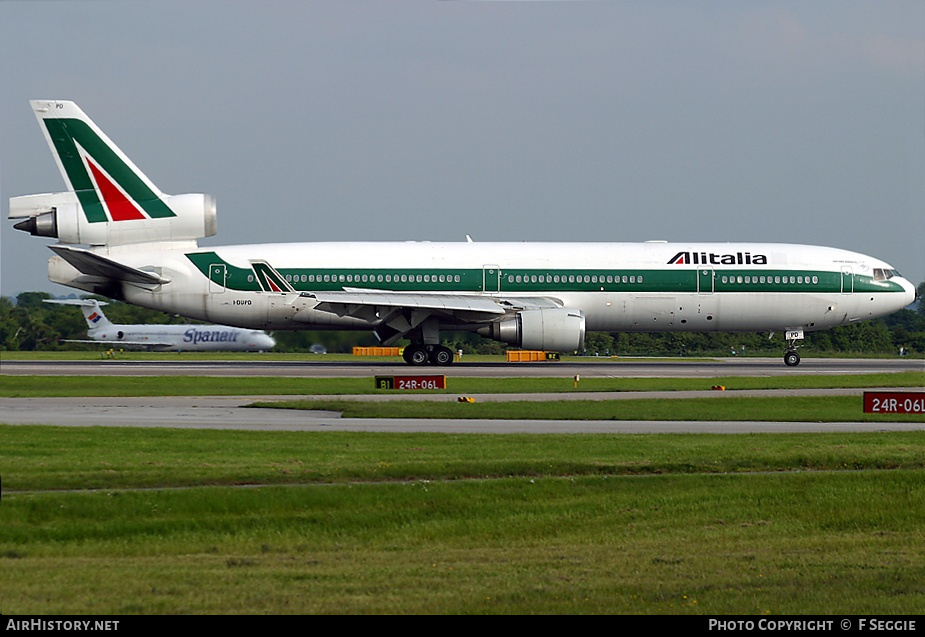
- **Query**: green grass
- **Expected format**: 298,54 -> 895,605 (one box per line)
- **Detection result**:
2,368 -> 923,614
1,370 -> 922,397
3,473 -> 923,614
2,426 -> 924,614
5,426 -> 925,492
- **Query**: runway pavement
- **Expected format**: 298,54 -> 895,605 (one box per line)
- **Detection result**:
1,355 -> 922,433
0,358 -> 925,433
1,395 -> 923,433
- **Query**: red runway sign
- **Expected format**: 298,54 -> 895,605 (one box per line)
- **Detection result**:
376,375 -> 446,390
863,391 -> 925,414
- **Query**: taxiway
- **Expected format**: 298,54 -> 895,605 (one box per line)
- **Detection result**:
1,357 -> 921,433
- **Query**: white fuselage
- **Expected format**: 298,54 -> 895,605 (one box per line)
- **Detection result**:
87,322 -> 276,352
20,101 -> 915,362
49,240 -> 916,337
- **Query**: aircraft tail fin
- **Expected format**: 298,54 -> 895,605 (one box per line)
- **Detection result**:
31,100 -> 166,206
10,100 -> 216,247
44,298 -> 114,332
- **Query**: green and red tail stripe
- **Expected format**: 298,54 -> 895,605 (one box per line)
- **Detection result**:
41,110 -> 176,224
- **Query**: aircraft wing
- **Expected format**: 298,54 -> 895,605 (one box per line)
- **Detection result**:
299,290 -> 565,316
252,260 -> 566,342
303,291 -> 504,316
48,245 -> 170,285
293,290 -> 566,345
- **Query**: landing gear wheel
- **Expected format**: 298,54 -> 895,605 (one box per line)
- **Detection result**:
403,344 -> 429,366
429,345 -> 454,366
784,350 -> 801,367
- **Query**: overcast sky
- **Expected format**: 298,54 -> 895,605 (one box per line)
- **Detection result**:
2,1 -> 923,297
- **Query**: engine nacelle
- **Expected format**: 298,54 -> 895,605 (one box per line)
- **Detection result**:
479,308 -> 586,352
10,192 -> 217,246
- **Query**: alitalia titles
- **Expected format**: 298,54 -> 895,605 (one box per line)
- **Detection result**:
668,251 -> 768,265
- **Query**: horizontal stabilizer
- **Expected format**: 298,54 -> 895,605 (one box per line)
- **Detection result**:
8,192 -> 78,219
48,245 -> 169,285
62,339 -> 175,348
44,298 -> 109,307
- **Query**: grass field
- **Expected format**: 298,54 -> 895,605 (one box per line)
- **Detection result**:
1,370 -> 922,397
1,368 -> 923,614
3,427 -> 924,614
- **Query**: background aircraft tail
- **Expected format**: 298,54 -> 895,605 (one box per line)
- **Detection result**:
44,298 -> 115,333
9,100 -> 217,247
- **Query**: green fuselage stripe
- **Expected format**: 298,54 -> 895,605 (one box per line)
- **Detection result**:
185,253 -> 906,296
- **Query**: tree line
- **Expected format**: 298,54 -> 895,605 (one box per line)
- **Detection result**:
2,287 -> 923,356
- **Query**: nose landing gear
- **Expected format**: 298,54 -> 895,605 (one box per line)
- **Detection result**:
783,329 -> 804,367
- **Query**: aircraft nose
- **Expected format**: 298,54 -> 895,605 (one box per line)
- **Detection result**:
900,278 -> 917,308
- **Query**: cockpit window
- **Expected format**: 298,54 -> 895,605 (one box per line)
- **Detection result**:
873,268 -> 901,281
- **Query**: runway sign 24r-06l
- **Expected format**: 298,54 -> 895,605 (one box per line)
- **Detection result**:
863,392 -> 925,414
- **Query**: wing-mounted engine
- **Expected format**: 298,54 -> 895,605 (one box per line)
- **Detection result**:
478,307 -> 586,352
10,191 -> 217,246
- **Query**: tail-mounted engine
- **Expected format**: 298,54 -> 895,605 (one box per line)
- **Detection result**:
10,192 -> 217,246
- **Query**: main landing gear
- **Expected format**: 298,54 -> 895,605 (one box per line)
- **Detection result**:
784,350 -> 801,367
402,343 -> 455,366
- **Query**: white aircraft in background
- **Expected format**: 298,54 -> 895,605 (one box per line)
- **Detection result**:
44,298 -> 276,352
9,100 -> 916,366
